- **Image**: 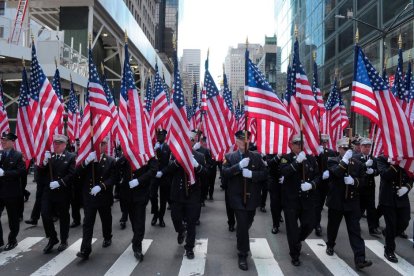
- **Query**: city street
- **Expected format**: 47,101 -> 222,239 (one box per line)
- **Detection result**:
1,175 -> 414,276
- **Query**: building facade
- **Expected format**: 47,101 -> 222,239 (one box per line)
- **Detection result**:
275,0 -> 414,136
124,0 -> 157,47
180,48 -> 200,100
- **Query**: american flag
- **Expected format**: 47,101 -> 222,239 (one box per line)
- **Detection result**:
144,77 -> 152,123
149,64 -> 170,134
200,85 -> 207,112
284,40 -> 319,155
402,60 -> 414,124
312,60 -> 325,118
101,72 -> 119,156
203,59 -> 234,160
0,80 -> 10,136
162,74 -> 171,103
67,80 -> 81,144
16,67 -> 34,167
223,72 -> 237,134
52,68 -> 65,134
29,43 -> 64,165
190,83 -> 200,130
351,45 -> 414,159
166,56 -> 196,184
117,42 -> 154,170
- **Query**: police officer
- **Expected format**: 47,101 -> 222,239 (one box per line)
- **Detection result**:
38,134 -> 76,253
117,153 -> 158,261
150,129 -> 171,227
377,156 -> 412,263
314,134 -> 336,236
279,134 -> 319,266
0,132 -> 26,251
76,137 -> 116,259
325,137 -> 372,270
266,154 -> 283,234
158,131 -> 206,260
354,138 -> 381,236
222,130 -> 267,271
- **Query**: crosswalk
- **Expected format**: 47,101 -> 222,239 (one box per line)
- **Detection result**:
1,236 -> 414,275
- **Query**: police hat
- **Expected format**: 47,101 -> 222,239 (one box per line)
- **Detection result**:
351,137 -> 361,145
320,134 -> 330,142
360,138 -> 372,145
156,129 -> 167,136
291,134 -> 301,143
235,130 -> 251,140
337,137 -> 350,148
53,134 -> 68,143
1,132 -> 18,141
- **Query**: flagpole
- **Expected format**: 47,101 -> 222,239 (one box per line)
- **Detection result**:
243,37 -> 250,207
88,33 -> 95,186
314,52 -> 323,144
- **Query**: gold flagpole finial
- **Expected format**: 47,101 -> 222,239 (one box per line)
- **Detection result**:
172,33 -> 177,50
100,62 -> 105,75
246,37 -> 249,48
30,29 -> 34,42
70,73 -> 72,82
355,28 -> 359,44
111,80 -> 114,88
409,52 -> 412,61
223,63 -> 225,74
398,34 -> 403,49
88,33 -> 92,47
384,55 -> 388,69
313,51 -> 317,61
54,57 -> 58,69
207,48 -> 210,60
335,68 -> 339,78
124,30 -> 128,43
22,57 -> 25,67
294,25 -> 298,38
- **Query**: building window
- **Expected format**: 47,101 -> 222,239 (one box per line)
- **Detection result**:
0,1 -> 5,15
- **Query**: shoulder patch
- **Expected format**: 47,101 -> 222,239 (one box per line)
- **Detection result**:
281,158 -> 288,164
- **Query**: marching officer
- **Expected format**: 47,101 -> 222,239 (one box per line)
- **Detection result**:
354,138 -> 381,236
222,130 -> 267,271
279,134 -> 320,266
158,131 -> 206,260
150,129 -> 171,227
325,137 -> 372,270
0,132 -> 26,251
266,154 -> 283,234
314,134 -> 336,236
199,136 -> 217,201
377,156 -> 412,263
38,134 -> 76,253
76,137 -> 116,259
117,152 -> 158,261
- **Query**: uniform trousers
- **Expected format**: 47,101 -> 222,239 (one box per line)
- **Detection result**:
171,200 -> 199,251
128,201 -> 147,252
0,198 -> 21,244
41,197 -> 70,242
80,205 -> 112,253
234,209 -> 255,256
382,205 -> 410,253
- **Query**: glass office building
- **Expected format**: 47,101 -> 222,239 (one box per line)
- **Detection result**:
275,0 -> 414,136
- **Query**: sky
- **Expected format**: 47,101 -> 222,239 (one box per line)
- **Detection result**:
178,0 -> 276,84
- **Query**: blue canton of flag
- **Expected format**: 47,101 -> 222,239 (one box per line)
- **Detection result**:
153,64 -> 166,100
246,52 -> 274,92
392,48 -> 406,100
29,44 -> 46,101
355,49 -> 389,91
192,83 -> 198,113
101,73 -> 115,106
284,65 -> 295,103
145,77 -> 153,112
404,61 -> 414,103
325,79 -> 340,111
52,68 -> 63,102
173,65 -> 185,108
19,68 -> 30,108
223,73 -> 234,113
67,82 -> 78,113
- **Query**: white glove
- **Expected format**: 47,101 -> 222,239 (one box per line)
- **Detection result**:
322,170 -> 330,180
239,157 -> 250,169
50,181 -> 60,190
342,150 -> 353,164
366,168 -> 374,175
191,156 -> 199,168
296,151 -> 307,163
397,187 -> 409,197
0,168 -> 4,177
318,145 -> 324,155
192,142 -> 201,151
301,182 -> 312,191
85,151 -> 97,165
129,179 -> 139,189
387,157 -> 397,165
278,176 -> 284,184
344,176 -> 354,185
365,159 -> 373,167
90,185 -> 101,196
115,157 -> 119,162
156,171 -> 163,178
154,142 -> 161,151
43,151 -> 51,166
242,168 -> 252,178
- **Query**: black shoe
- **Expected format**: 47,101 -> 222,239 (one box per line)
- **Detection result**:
399,231 -> 408,239
4,241 -> 18,251
201,202 -> 205,207
260,207 -> 266,213
120,221 -> 126,230
52,216 -> 58,222
315,225 -> 322,237
177,231 -> 187,245
151,215 -> 158,226
102,239 -> 112,248
361,212 -> 367,218
355,260 -> 373,270
43,238 -> 59,254
384,252 -> 398,263
159,218 -> 165,227
229,225 -> 235,232
25,219 -> 38,226
280,217 -> 284,223
186,249 -> 195,259
76,251 -> 89,260
209,196 -> 213,201
271,227 -> 279,234
238,255 -> 248,271
326,246 -> 334,256
291,257 -> 301,266
369,227 -> 382,237
24,191 -> 31,202
167,205 -> 171,210
57,242 -> 68,252
70,221 -> 80,228
134,250 -> 144,261
195,220 -> 200,226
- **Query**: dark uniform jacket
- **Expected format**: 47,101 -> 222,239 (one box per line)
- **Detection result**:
197,147 -> 216,170
222,150 -> 267,211
377,155 -> 412,208
326,155 -> 365,211
266,154 -> 281,192
0,149 -> 26,199
163,150 -> 206,204
77,154 -> 116,207
317,148 -> 337,186
37,151 -> 76,201
353,153 -> 379,195
117,156 -> 158,204
279,153 -> 320,209
155,142 -> 172,178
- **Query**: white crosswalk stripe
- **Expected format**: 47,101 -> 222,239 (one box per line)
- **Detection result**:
250,238 -> 284,276
0,237 -> 43,267
178,238 -> 208,276
30,238 -> 97,276
305,239 -> 358,276
104,239 -> 152,276
365,239 -> 414,276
